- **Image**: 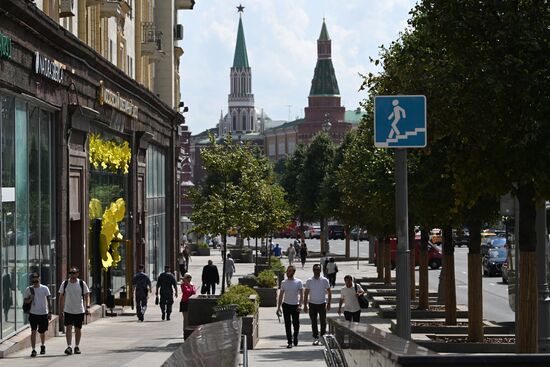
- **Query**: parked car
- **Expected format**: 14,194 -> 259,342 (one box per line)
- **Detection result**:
374,236 -> 443,270
483,248 -> 507,277
480,234 -> 499,255
328,224 -> 345,240
309,225 -> 321,239
452,228 -> 470,247
490,237 -> 506,249
350,228 -> 368,241
429,228 -> 442,244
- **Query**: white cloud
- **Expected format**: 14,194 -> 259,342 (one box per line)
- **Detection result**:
178,0 -> 417,133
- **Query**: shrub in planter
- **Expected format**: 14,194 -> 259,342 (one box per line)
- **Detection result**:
217,285 -> 259,317
256,270 -> 277,288
238,275 -> 258,288
197,242 -> 210,256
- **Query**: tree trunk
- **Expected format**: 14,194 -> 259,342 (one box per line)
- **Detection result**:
418,227 -> 429,310
345,225 -> 351,259
384,236 -> 392,285
442,225 -> 457,325
467,220 -> 483,342
517,184 -> 538,353
221,234 -> 227,294
377,236 -> 383,280
409,227 -> 416,301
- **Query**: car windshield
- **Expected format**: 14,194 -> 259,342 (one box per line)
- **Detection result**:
489,249 -> 507,259
491,238 -> 506,247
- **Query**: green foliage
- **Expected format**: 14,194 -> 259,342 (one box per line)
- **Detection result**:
269,256 -> 286,273
217,284 -> 259,316
256,270 -> 277,288
189,134 -> 290,241
197,242 -> 209,249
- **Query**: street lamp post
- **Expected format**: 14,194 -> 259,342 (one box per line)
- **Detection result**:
322,113 -> 332,254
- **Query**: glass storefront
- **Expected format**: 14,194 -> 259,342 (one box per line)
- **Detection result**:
87,133 -> 129,303
146,145 -> 166,279
0,94 -> 55,340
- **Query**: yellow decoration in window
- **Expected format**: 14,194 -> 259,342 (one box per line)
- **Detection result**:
99,198 -> 126,270
89,133 -> 131,174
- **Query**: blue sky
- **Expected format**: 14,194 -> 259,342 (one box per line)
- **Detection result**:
177,0 -> 418,135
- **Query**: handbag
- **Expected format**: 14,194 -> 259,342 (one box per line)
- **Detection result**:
23,286 -> 34,314
155,295 -> 159,305
354,281 -> 369,309
200,283 -> 207,295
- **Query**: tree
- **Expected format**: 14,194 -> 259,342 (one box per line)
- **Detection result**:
297,133 -> 335,253
189,135 -> 286,292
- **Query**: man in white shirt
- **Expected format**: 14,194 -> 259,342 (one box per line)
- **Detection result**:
304,264 -> 331,345
59,266 -> 91,355
276,265 -> 303,348
338,275 -> 365,322
24,273 -> 52,357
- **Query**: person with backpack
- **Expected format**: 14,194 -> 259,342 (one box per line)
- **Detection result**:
59,266 -> 91,355
23,273 -> 52,357
132,264 -> 152,322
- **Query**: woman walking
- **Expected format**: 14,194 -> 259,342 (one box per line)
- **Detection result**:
287,244 -> 296,266
299,242 -> 308,269
180,273 -> 196,333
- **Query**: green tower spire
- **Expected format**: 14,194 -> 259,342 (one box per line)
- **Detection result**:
309,19 -> 340,96
319,18 -> 330,41
233,15 -> 249,68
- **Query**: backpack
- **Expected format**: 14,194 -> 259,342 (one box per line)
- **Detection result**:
62,279 -> 85,300
22,286 -> 35,314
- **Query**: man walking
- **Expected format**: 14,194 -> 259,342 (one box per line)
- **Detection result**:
24,273 -> 52,357
304,264 -> 331,345
276,265 -> 303,348
132,264 -> 151,322
225,254 -> 236,287
156,265 -> 178,321
201,260 -> 220,295
59,267 -> 91,355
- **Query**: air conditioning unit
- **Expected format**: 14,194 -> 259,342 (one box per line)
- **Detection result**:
174,24 -> 184,41
59,0 -> 76,18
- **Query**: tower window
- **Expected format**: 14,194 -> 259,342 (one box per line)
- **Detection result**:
242,115 -> 246,131
232,115 -> 237,131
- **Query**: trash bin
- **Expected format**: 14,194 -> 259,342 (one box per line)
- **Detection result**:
213,304 -> 237,321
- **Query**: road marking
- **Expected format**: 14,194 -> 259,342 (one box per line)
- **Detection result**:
461,271 -> 467,274
490,283 -> 496,286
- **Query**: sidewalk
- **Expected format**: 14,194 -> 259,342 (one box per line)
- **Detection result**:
2,247 -> 378,366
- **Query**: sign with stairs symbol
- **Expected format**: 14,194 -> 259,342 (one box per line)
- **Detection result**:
374,95 -> 426,148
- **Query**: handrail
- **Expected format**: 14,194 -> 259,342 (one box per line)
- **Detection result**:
321,334 -> 348,367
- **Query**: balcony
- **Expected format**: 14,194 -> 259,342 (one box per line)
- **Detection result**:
141,23 -> 165,62
175,0 -> 195,10
100,0 -> 122,19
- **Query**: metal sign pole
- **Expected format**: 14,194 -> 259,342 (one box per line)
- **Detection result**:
357,227 -> 360,270
395,148 -> 411,339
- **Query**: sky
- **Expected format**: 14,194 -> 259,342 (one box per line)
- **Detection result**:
177,0 -> 418,135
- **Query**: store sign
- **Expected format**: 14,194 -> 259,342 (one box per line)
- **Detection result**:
34,51 -> 65,84
98,81 -> 138,119
0,32 -> 11,59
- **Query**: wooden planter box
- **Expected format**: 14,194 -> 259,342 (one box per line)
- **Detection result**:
242,311 -> 259,349
187,295 -> 219,326
416,335 -> 516,353
254,264 -> 270,276
197,247 -> 211,256
254,287 -> 278,307
378,304 -> 469,319
238,276 -> 258,288
230,248 -> 253,263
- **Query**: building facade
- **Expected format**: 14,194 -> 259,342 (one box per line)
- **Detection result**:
0,0 -> 193,341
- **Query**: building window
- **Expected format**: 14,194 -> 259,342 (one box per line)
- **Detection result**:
0,95 -> 55,339
146,146 -> 166,279
242,115 -> 246,132
232,115 -> 237,131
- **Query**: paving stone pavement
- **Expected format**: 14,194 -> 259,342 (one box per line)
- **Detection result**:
1,247 -> 378,366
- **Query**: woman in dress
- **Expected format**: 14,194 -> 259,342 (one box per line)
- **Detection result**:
299,242 -> 308,269
180,273 -> 196,332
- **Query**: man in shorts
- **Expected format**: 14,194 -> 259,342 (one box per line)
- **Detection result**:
24,273 -> 52,357
59,266 -> 91,355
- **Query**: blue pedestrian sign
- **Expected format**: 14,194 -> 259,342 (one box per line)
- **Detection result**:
374,95 -> 427,148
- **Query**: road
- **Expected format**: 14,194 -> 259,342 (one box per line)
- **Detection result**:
422,246 -> 515,323
245,238 -> 514,323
